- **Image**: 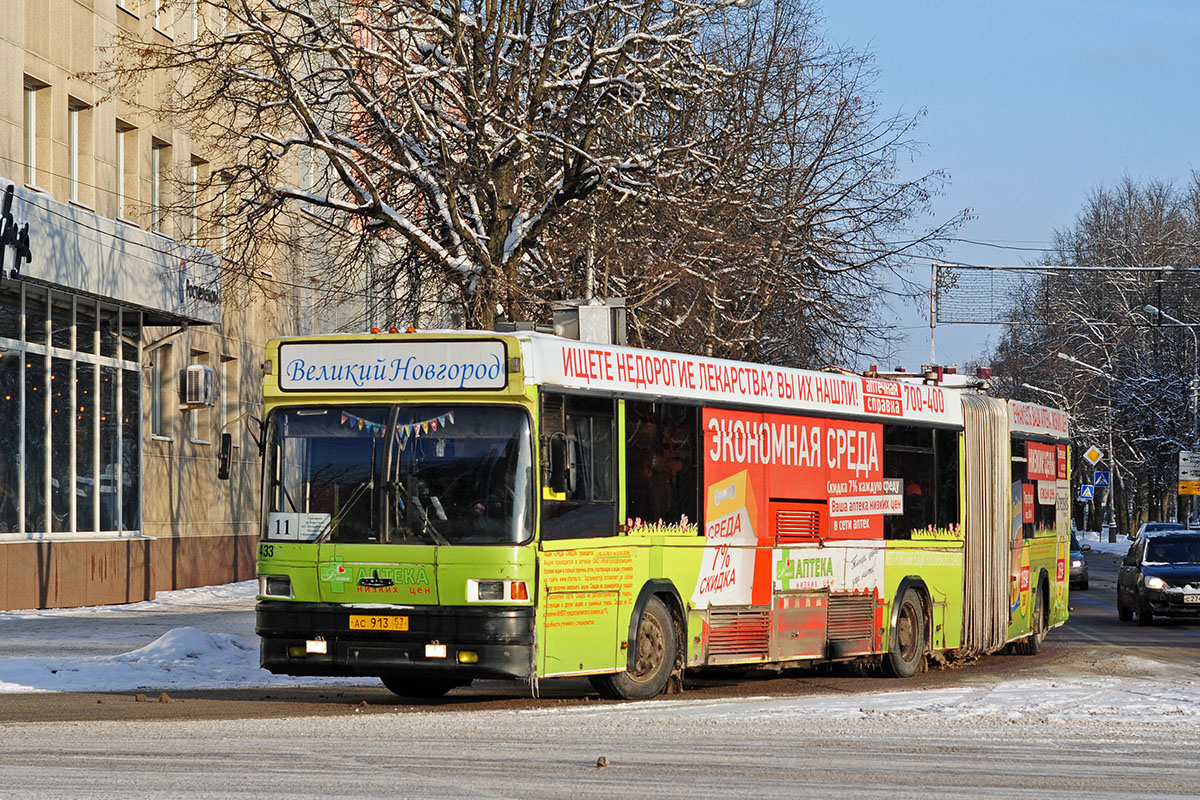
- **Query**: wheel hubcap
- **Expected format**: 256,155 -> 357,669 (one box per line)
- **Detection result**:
630,614 -> 665,681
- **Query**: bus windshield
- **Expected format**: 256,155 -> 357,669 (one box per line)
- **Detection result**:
264,404 -> 535,546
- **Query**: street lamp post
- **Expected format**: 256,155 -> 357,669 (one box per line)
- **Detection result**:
1145,304 -> 1200,526
1057,351 -> 1118,540
1020,382 -> 1068,405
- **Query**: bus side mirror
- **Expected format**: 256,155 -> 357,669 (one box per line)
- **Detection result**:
548,433 -> 574,495
217,432 -> 233,480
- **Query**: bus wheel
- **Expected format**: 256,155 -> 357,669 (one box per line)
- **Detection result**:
882,587 -> 925,678
590,596 -> 676,700
380,675 -> 469,698
1013,586 -> 1047,655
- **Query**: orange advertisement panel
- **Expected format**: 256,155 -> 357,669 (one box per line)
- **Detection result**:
699,410 -> 770,608
702,408 -> 884,556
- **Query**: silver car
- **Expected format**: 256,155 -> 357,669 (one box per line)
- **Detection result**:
1070,533 -> 1090,590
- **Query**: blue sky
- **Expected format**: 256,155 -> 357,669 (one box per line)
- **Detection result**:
817,1 -> 1200,369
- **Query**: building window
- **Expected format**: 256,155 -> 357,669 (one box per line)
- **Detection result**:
0,286 -> 143,538
68,100 -> 93,206
68,104 -> 80,202
116,122 -> 136,220
151,139 -> 170,233
216,192 -> 227,252
188,157 -> 207,244
0,297 -> 21,533
23,80 -> 46,188
150,343 -> 171,436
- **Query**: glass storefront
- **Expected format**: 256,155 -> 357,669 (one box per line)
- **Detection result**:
0,283 -> 142,536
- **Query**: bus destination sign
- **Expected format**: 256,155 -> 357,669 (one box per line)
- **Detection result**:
278,339 -> 508,392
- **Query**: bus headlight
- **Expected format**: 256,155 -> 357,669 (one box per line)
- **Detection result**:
259,575 -> 293,598
467,579 -> 530,603
476,581 -> 504,601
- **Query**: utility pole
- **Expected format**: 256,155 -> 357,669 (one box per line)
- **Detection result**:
929,262 -> 937,365
1145,305 -> 1200,526
1057,351 -> 1119,540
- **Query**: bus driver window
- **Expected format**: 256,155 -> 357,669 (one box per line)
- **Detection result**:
540,393 -> 616,540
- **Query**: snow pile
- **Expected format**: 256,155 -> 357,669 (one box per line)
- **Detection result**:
1078,530 -> 1132,556
0,626 -> 338,694
0,581 -> 373,693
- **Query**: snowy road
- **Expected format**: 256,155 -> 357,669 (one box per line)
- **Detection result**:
3,704 -> 1199,799
1,532 -> 1198,797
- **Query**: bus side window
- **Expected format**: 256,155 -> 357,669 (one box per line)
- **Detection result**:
625,401 -> 698,531
540,393 -> 616,540
935,429 -> 960,530
883,425 -> 945,540
1013,439 -> 1057,535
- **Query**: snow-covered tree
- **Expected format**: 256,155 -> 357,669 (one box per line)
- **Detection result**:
987,174 -> 1200,532
103,0 -> 958,360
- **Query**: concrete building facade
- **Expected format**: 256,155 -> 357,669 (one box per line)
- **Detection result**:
0,0 -> 295,609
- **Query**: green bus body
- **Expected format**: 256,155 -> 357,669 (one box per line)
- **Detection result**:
255,332 -> 1070,698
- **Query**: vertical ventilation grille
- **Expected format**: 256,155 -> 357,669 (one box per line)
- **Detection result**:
775,508 -> 821,544
708,609 -> 771,656
826,595 -> 875,641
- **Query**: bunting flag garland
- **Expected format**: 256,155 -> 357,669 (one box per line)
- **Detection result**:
338,410 -> 457,442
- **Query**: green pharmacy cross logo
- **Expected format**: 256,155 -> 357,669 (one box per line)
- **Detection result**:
320,556 -> 352,593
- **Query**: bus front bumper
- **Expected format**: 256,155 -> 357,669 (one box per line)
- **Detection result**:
256,601 -> 536,680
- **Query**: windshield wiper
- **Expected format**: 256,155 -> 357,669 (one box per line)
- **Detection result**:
414,493 -> 451,547
389,481 -> 451,546
315,480 -> 373,543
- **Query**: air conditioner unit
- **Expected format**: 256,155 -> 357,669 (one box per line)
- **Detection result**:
180,364 -> 217,408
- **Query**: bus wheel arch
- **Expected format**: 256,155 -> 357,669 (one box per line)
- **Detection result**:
590,580 -> 684,700
882,579 -> 929,678
1012,571 -> 1050,655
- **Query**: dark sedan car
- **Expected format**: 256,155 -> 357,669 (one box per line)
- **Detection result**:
1117,532 -> 1200,625
1129,521 -> 1186,540
1069,533 -> 1090,590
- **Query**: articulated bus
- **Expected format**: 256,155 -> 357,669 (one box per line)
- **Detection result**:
254,330 -> 1071,699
